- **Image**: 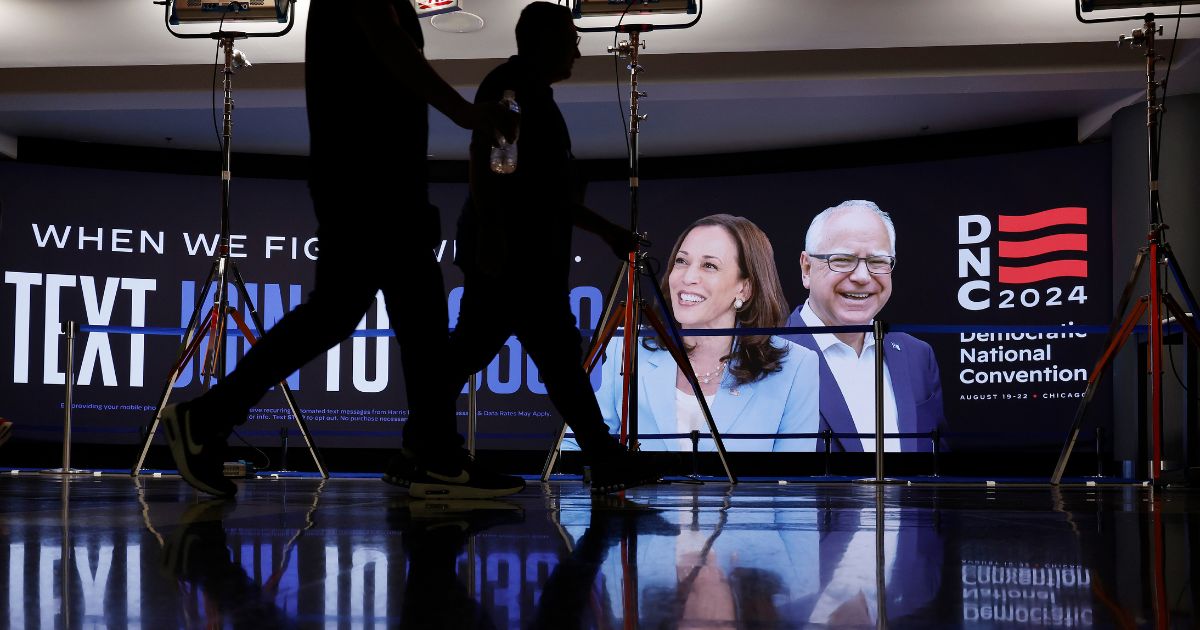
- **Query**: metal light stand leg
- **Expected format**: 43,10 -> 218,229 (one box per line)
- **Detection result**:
621,254 -> 642,448
540,256 -> 738,484
858,321 -> 901,485
1054,16 -> 1199,484
640,277 -> 736,484
132,35 -> 325,477
541,263 -> 630,481
230,266 -> 327,477
43,321 -> 88,476
541,27 -> 736,484
1053,249 -> 1149,483
619,29 -> 646,451
133,260 -> 217,475
1054,297 -> 1149,483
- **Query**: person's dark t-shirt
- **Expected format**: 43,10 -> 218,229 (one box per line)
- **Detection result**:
305,0 -> 428,198
459,56 -> 577,284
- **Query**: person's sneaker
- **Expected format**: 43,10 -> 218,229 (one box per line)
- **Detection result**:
382,450 -> 419,488
0,418 -> 12,449
388,495 -> 526,537
162,402 -> 237,498
384,448 -> 526,499
588,450 -> 663,494
161,498 -> 237,581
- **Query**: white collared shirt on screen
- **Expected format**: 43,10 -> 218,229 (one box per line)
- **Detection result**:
675,388 -> 717,452
800,302 -> 899,452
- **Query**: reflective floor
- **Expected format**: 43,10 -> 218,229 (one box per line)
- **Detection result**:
1,474 -> 1197,629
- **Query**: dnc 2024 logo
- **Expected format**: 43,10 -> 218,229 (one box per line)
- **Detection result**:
957,207 -> 1089,312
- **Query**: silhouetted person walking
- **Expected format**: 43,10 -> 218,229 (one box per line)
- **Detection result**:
384,2 -> 661,498
163,0 -> 505,497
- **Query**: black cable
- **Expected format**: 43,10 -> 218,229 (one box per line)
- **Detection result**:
211,9 -> 229,154
1155,5 -> 1192,407
1166,342 -> 1200,403
230,428 -> 272,471
1153,2 -> 1185,160
644,254 -> 661,278
613,1 -> 635,162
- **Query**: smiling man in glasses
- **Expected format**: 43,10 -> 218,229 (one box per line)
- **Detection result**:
783,200 -> 945,453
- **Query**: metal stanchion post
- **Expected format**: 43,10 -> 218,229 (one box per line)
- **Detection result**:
467,373 -> 478,457
683,429 -> 702,484
43,321 -> 88,476
279,426 -> 289,472
822,429 -> 833,476
931,428 -> 941,478
873,321 -> 885,481
858,321 -> 900,485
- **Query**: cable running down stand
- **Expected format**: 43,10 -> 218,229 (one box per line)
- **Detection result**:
132,33 -> 327,478
542,26 -> 736,484
1052,13 -> 1200,485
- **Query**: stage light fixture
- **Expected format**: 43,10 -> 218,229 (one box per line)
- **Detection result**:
1082,0 -> 1198,10
168,0 -> 293,24
572,0 -> 697,18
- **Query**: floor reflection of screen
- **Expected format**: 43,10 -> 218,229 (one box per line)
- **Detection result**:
961,559 -> 1093,626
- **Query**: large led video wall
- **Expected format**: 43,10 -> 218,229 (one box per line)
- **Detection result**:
0,143 -> 1112,451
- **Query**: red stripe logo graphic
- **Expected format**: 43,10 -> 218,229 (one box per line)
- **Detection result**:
997,207 -> 1087,233
998,233 -> 1087,258
996,207 -> 1088,284
999,260 -> 1088,284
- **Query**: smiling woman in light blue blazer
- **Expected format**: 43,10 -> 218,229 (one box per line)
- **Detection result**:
573,214 -> 819,453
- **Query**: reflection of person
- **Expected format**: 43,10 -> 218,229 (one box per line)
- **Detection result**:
782,200 -> 945,452
530,496 -> 680,630
160,0 -> 507,497
585,214 -> 819,452
389,498 -> 524,629
398,2 -> 658,496
158,499 -> 295,629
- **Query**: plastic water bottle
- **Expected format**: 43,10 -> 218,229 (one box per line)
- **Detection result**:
489,90 -> 519,175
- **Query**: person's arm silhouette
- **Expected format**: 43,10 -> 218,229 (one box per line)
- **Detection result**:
572,202 -> 640,260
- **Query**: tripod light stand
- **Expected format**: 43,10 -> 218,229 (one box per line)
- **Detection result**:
133,0 -> 328,478
1052,10 -> 1200,485
540,3 -> 737,483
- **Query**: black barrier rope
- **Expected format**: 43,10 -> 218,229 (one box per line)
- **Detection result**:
79,321 -> 1189,337
62,319 -> 1151,480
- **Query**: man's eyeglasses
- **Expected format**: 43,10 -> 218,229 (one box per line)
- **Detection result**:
574,35 -> 582,46
809,253 -> 896,275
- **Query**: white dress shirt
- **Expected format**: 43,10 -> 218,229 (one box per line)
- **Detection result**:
675,388 -> 717,452
800,302 -> 899,452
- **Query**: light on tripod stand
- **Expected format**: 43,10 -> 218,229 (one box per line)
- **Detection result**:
1077,0 -> 1200,22
573,0 -> 697,17
1083,0 -> 1198,10
134,0 -> 330,479
231,48 -> 252,71
167,0 -> 295,24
